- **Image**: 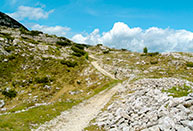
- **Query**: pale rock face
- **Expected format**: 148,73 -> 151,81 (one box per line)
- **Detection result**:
0,100 -> 5,108
93,78 -> 193,131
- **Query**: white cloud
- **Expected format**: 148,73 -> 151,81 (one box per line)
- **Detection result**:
8,6 -> 54,20
72,22 -> 193,52
30,24 -> 71,36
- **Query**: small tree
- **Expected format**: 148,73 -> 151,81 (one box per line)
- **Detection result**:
143,47 -> 148,53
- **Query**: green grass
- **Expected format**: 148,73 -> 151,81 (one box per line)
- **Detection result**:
0,79 -> 118,131
92,80 -> 120,96
0,100 -> 80,131
84,125 -> 105,131
162,84 -> 193,97
186,62 -> 193,67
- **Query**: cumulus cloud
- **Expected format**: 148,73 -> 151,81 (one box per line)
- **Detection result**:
30,24 -> 71,36
72,22 -> 193,52
8,6 -> 54,20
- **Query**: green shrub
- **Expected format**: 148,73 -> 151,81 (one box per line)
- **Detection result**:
121,48 -> 127,51
71,46 -> 86,57
0,33 -> 14,41
21,37 -> 39,44
150,60 -> 158,64
85,52 -> 89,60
60,60 -> 78,67
147,52 -> 159,56
143,47 -> 148,53
97,44 -> 103,46
19,27 -> 28,34
4,46 -> 15,53
186,62 -> 193,67
75,44 -> 84,50
56,41 -> 71,46
35,76 -> 50,84
103,50 -> 109,54
2,89 -> 17,99
162,84 -> 193,97
30,30 -> 43,36
8,54 -> 16,60
20,28 -> 43,36
59,37 -> 68,41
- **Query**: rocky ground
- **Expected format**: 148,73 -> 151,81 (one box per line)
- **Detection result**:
91,78 -> 193,131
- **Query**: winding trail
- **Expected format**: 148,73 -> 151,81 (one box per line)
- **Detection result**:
35,55 -> 122,131
91,61 -> 116,80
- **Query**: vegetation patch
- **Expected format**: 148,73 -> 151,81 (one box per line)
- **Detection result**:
162,84 -> 193,97
20,28 -> 43,36
60,60 -> 78,67
186,62 -> 193,67
35,76 -> 51,84
1,89 -> 17,99
56,41 -> 71,46
150,60 -> 158,64
0,32 -> 14,41
84,124 -> 105,131
103,50 -> 110,54
71,46 -> 86,57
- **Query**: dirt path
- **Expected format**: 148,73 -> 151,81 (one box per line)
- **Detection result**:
91,61 -> 116,80
35,83 -> 122,131
35,57 -> 121,131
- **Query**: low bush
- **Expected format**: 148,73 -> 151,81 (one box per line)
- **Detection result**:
0,33 -> 14,41
85,52 -> 89,60
141,52 -> 159,57
2,89 -> 17,99
30,30 -> 43,36
121,48 -> 127,51
75,44 -> 84,50
103,50 -> 109,54
20,28 -> 43,36
147,52 -> 159,56
71,46 -> 86,57
58,37 -> 68,41
8,54 -> 16,60
35,76 -> 50,84
97,44 -> 103,46
4,46 -> 14,53
60,60 -> 78,67
56,41 -> 71,46
186,62 -> 193,67
150,60 -> 158,64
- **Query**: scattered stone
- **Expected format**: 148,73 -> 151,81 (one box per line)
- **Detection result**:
0,100 -> 5,108
93,78 -> 193,131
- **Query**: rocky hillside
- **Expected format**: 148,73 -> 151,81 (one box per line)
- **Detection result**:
85,47 -> 193,131
0,25 -> 114,130
0,12 -> 28,30
0,13 -> 193,131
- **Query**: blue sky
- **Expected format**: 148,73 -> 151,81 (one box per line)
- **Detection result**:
1,0 -> 193,52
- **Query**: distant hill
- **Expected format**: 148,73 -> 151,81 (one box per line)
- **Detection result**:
0,11 -> 28,30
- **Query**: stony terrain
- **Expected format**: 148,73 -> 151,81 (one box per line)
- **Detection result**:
88,78 -> 193,131
1,13 -> 193,131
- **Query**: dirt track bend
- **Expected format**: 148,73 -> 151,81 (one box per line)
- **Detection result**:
35,56 -> 122,131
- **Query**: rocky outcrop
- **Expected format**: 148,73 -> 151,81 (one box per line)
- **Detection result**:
0,12 -> 28,30
93,78 -> 193,131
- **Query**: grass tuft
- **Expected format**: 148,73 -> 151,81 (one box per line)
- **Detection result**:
162,84 -> 193,97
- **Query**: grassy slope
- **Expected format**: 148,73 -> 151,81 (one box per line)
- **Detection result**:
0,28 -> 113,130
